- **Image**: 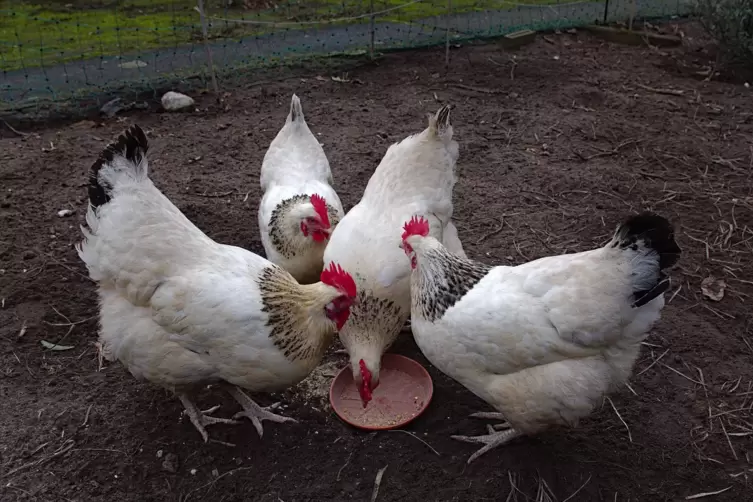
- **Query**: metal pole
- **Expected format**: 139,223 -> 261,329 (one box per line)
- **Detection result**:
629,0 -> 636,31
196,0 -> 219,97
445,0 -> 452,67
603,0 -> 609,24
369,0 -> 375,59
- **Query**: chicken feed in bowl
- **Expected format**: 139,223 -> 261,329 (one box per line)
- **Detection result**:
330,353 -> 433,430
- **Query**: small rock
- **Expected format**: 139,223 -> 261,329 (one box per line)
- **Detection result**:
161,92 -> 195,112
190,468 -> 197,475
701,276 -> 726,302
57,209 -> 74,217
118,60 -> 147,69
100,98 -> 125,118
156,449 -> 163,458
161,453 -> 179,473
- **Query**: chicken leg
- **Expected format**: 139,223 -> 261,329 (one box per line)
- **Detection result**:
225,386 -> 297,438
178,394 -> 241,442
452,424 -> 523,464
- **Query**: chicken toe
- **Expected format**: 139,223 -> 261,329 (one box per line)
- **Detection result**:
451,428 -> 523,464
469,411 -> 507,421
178,394 -> 241,442
468,411 -> 510,430
226,386 -> 297,438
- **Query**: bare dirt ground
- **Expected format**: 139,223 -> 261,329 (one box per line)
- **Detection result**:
1,20 -> 752,502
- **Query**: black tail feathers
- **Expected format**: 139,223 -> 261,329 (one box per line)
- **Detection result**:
88,124 -> 149,208
613,212 -> 681,270
612,212 -> 682,308
436,104 -> 451,129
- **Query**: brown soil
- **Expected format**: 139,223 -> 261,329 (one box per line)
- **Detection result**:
2,20 -> 752,502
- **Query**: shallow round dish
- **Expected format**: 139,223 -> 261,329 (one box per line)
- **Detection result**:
329,353 -> 433,430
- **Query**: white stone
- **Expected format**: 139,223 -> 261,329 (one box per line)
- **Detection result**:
161,91 -> 195,111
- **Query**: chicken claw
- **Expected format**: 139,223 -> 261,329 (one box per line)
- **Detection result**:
226,386 -> 297,438
178,394 -> 241,442
452,425 -> 523,464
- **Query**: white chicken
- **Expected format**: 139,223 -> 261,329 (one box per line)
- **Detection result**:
400,212 -> 681,463
323,105 -> 466,406
259,94 -> 344,284
78,125 -> 357,442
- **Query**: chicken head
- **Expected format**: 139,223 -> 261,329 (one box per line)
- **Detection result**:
356,358 -> 380,407
400,215 -> 431,269
320,262 -> 357,330
300,193 -> 331,242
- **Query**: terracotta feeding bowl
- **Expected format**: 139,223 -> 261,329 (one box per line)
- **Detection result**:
330,353 -> 433,430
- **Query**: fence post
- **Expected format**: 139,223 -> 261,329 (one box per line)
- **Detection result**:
369,0 -> 375,59
445,0 -> 452,66
629,0 -> 636,31
196,0 -> 220,97
603,0 -> 609,24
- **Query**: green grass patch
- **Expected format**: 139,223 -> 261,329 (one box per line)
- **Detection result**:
0,0 -> 582,72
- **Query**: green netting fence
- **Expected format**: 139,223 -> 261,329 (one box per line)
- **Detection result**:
1,0 -> 693,121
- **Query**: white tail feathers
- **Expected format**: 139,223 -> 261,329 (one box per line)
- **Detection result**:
288,94 -> 305,123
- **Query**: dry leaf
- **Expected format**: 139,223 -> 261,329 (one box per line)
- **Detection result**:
701,276 -> 726,302
41,340 -> 75,351
17,321 -> 27,339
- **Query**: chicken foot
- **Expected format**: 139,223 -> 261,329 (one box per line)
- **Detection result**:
178,394 -> 241,443
225,385 -> 297,438
452,424 -> 523,464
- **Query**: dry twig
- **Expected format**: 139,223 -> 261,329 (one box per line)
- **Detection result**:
606,397 -> 632,443
386,430 -> 440,456
635,82 -> 685,96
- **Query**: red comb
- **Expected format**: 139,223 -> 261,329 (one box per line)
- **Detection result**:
310,194 -> 330,228
321,262 -> 357,298
401,215 -> 430,241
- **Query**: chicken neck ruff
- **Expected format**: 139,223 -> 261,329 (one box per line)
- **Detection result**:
264,193 -> 341,283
